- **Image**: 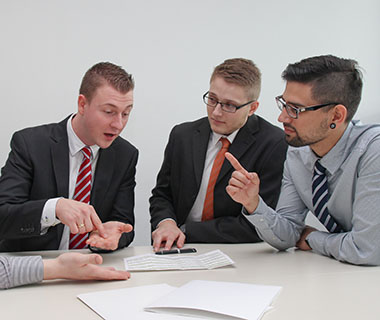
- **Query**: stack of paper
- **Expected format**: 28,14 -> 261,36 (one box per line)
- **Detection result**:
78,280 -> 282,320
124,249 -> 234,271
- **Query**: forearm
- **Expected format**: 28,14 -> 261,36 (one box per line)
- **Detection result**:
244,198 -> 306,250
0,256 -> 43,289
308,229 -> 380,266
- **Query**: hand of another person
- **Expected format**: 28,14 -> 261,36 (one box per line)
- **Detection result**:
152,220 -> 185,252
86,221 -> 133,251
296,226 -> 317,251
43,252 -> 130,281
56,198 -> 107,238
225,152 -> 261,213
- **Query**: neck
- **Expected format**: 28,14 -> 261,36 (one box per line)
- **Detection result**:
311,123 -> 348,157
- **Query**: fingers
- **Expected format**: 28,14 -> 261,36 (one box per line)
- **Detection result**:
152,233 -> 165,252
176,232 -> 186,248
164,237 -> 175,251
225,152 -> 247,173
91,213 -> 107,238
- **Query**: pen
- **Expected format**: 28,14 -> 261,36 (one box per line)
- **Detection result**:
155,248 -> 197,255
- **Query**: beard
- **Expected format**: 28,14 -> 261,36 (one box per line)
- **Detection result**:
283,120 -> 329,148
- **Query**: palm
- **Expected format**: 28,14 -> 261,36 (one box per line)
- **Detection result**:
88,221 -> 133,250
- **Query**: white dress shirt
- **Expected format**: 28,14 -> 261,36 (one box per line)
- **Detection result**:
185,129 -> 238,223
40,114 -> 100,249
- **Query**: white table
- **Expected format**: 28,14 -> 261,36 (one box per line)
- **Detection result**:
2,243 -> 379,319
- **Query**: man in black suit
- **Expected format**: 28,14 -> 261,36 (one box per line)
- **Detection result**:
0,62 -> 137,252
150,58 -> 287,251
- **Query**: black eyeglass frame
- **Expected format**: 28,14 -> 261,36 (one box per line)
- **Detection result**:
203,92 -> 255,114
275,95 -> 339,119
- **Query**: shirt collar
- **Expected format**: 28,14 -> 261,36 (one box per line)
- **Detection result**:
67,114 -> 100,158
301,121 -> 354,174
210,128 -> 239,147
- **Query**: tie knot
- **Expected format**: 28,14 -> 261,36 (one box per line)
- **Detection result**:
81,146 -> 92,160
314,160 -> 326,175
220,137 -> 230,150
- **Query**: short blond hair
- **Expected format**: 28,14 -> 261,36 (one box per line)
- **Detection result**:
210,58 -> 261,100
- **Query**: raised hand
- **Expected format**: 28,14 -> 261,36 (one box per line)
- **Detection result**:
152,220 -> 185,252
225,152 -> 261,213
86,221 -> 133,251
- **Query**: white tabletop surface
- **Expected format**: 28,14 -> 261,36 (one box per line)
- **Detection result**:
2,243 -> 379,319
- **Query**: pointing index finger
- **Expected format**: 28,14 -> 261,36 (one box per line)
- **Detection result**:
225,152 -> 248,173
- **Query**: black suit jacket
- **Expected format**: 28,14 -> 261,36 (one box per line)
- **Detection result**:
149,115 -> 288,243
0,116 -> 138,252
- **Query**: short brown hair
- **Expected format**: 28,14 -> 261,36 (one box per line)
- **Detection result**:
79,62 -> 134,102
210,58 -> 261,100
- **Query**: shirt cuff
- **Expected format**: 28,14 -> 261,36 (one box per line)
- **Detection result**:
40,198 -> 62,233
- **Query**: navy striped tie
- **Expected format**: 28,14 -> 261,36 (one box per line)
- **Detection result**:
312,160 -> 343,233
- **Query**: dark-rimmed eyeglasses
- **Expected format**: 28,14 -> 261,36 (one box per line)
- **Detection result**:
203,92 -> 255,114
275,96 -> 339,119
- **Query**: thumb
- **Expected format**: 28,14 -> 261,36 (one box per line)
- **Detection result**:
120,223 -> 133,233
86,254 -> 103,265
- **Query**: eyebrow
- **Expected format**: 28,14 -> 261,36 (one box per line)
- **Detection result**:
280,96 -> 306,108
208,92 -> 240,106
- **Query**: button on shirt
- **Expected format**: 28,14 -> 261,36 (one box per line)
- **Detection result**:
40,114 -> 100,249
245,120 -> 380,265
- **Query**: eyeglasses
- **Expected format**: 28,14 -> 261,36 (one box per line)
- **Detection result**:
203,92 -> 255,113
275,96 -> 339,119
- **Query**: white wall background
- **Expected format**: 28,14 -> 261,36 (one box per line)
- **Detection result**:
1,0 -> 379,245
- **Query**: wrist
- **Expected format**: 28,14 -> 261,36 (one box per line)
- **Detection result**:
43,259 -> 60,280
244,198 -> 259,214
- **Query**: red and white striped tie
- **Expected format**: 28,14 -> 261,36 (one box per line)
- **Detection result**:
69,146 -> 92,249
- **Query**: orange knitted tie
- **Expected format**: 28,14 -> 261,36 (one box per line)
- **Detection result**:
202,137 -> 231,221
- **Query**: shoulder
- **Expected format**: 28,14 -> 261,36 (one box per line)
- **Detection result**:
110,136 -> 138,155
254,115 -> 284,136
349,121 -> 380,151
170,117 -> 209,135
12,118 -> 68,143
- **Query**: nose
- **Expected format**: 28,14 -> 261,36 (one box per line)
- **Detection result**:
111,114 -> 125,130
278,106 -> 291,123
212,103 -> 224,116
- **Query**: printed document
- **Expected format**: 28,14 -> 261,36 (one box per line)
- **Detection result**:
124,249 -> 234,271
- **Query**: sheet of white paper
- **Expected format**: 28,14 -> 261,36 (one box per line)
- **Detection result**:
145,280 -> 282,320
124,249 -> 234,271
78,284 -> 200,320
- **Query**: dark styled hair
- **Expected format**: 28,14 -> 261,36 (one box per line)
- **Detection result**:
211,58 -> 261,101
282,55 -> 363,122
79,62 -> 134,102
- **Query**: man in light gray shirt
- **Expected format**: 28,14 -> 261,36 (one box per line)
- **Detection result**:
226,54 -> 380,265
0,252 -> 130,289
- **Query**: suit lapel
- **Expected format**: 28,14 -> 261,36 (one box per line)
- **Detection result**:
91,147 -> 114,211
192,119 -> 212,187
50,118 -> 70,198
217,115 -> 259,182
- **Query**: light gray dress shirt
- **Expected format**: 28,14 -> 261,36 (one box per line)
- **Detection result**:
246,120 -> 380,265
0,256 -> 43,289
